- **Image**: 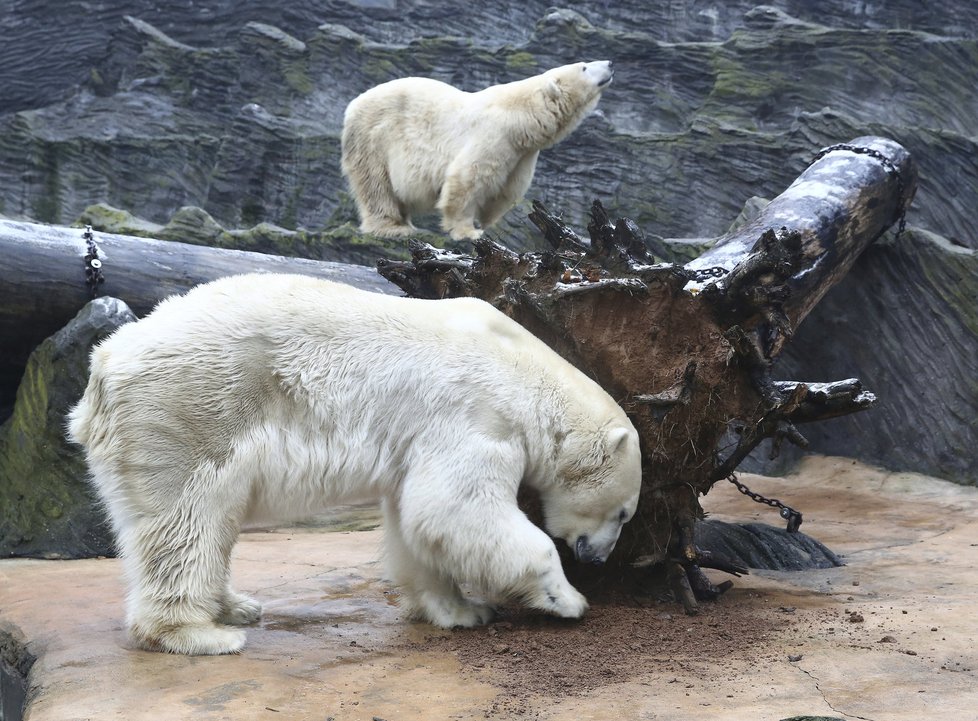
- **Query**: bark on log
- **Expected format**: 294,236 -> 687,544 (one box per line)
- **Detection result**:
0,219 -> 395,412
377,136 -> 917,606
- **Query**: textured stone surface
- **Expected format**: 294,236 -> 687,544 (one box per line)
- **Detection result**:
696,520 -> 842,571
0,298 -> 135,558
774,228 -> 978,484
3,457 -> 978,720
1,3 -> 976,252
0,2 -> 974,484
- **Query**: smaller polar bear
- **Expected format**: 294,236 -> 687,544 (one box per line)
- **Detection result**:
68,274 -> 641,655
341,61 -> 614,241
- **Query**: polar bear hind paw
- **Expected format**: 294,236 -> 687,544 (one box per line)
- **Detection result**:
217,592 -> 263,626
360,219 -> 417,238
133,622 -> 247,655
410,591 -> 496,628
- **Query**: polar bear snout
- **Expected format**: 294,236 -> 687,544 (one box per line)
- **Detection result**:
585,60 -> 614,88
573,523 -> 623,566
574,535 -> 607,566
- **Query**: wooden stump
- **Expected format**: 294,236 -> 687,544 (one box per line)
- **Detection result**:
377,137 -> 917,607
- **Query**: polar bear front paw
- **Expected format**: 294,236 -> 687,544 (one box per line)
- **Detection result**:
446,225 -> 484,242
543,585 -> 589,619
528,572 -> 589,620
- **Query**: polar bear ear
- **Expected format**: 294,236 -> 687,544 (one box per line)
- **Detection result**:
606,426 -> 632,456
544,76 -> 562,100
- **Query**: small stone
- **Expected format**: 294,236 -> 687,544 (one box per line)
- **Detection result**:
493,644 -> 510,654
852,580 -> 860,586
931,627 -> 938,631
778,606 -> 796,613
656,612 -> 673,621
878,635 -> 897,643
903,649 -> 918,656
787,654 -> 803,662
848,613 -> 864,623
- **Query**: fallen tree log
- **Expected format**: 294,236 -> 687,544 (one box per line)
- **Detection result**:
0,219 -> 395,412
377,136 -> 917,610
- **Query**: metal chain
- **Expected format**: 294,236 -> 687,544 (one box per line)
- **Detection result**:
686,266 -> 729,282
82,225 -> 105,298
726,473 -> 803,533
811,143 -> 908,237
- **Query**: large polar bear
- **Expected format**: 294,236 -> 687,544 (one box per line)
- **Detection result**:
68,274 -> 641,655
341,60 -> 614,241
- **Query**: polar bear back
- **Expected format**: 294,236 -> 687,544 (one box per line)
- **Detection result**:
343,77 -> 475,211
71,274 -> 627,521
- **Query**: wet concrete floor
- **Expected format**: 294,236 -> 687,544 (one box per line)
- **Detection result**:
1,456 -> 976,720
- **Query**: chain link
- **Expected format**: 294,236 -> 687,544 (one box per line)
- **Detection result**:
811,143 -> 908,237
83,225 -> 105,298
726,473 -> 803,533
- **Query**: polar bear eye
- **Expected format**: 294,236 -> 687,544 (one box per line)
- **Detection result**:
618,509 -> 627,522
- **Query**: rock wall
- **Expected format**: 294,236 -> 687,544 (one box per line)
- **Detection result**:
2,3 -> 976,251
0,2 -> 975,483
0,298 -> 135,558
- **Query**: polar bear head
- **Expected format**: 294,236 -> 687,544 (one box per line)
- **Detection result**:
530,60 -> 614,146
544,60 -> 614,97
541,423 -> 642,565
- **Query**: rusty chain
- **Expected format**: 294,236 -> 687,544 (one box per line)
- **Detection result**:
726,472 -> 803,533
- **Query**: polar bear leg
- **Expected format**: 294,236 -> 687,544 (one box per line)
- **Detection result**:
477,151 -> 539,229
475,507 -> 589,620
382,500 -> 495,628
396,454 -> 588,623
113,467 -> 251,655
347,166 -> 417,237
437,162 -> 486,241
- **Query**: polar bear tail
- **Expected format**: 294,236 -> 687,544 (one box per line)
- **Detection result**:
66,351 -> 107,450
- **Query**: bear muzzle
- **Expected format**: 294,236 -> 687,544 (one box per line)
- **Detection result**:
574,535 -> 608,566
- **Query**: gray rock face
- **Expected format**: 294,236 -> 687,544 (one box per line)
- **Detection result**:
0,297 -> 135,558
2,3 -> 976,252
773,228 -> 978,484
0,2 -> 975,485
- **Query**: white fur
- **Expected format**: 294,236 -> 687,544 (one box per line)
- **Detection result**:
68,274 -> 640,655
341,61 -> 614,241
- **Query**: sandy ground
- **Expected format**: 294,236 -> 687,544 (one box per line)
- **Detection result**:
2,455 -> 977,721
